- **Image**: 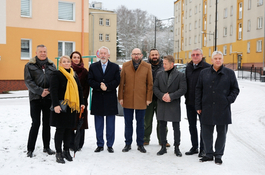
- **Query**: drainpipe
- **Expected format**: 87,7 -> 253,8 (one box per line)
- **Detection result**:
81,0 -> 84,55
263,6 -> 265,73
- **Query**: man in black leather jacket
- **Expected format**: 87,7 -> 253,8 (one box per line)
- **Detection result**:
24,45 -> 56,158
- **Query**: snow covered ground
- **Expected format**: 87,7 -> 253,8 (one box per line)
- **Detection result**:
0,79 -> 265,175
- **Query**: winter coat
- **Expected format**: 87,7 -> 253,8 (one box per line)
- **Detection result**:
88,61 -> 120,116
149,59 -> 164,101
49,70 -> 84,128
195,65 -> 240,125
118,60 -> 153,110
24,56 -> 56,101
185,60 -> 211,106
153,67 -> 187,122
71,64 -> 89,129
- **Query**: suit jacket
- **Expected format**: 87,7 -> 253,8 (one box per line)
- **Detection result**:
153,67 -> 187,122
118,60 -> 153,110
195,65 -> 240,125
88,60 -> 120,116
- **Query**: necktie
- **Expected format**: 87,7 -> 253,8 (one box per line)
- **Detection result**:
102,64 -> 106,73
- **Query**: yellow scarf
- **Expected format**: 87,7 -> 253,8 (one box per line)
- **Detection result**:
59,66 -> 80,113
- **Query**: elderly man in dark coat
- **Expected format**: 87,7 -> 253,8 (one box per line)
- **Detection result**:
88,46 -> 120,153
195,51 -> 239,165
153,55 -> 187,157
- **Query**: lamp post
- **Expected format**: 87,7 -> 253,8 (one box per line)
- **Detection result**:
154,17 -> 174,48
214,0 -> 218,51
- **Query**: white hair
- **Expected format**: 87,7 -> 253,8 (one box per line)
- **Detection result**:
212,51 -> 223,58
192,48 -> 203,54
99,46 -> 110,54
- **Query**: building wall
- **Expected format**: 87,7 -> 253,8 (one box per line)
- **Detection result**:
89,8 -> 117,62
0,0 -> 89,93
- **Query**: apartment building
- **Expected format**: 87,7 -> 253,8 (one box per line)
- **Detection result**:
89,2 -> 117,62
0,0 -> 89,93
173,0 -> 264,69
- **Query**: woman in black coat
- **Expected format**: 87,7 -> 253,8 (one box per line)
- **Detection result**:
70,51 -> 89,151
50,55 -> 85,164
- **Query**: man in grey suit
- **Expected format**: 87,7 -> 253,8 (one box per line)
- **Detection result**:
153,55 -> 187,157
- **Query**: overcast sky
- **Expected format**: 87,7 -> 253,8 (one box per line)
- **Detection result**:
90,0 -> 175,19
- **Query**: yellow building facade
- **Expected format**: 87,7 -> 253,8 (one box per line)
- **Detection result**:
173,0 -> 264,70
0,0 -> 89,93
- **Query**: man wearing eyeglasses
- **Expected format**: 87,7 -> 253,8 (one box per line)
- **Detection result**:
184,48 -> 210,157
118,48 -> 153,153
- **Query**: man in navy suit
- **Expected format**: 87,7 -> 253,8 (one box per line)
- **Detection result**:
88,46 -> 120,153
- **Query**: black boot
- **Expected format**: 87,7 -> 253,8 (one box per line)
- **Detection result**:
157,145 -> 167,155
174,146 -> 182,157
56,153 -> 65,164
62,150 -> 73,161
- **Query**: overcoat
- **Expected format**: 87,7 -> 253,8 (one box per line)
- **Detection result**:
118,60 -> 153,110
88,61 -> 120,116
153,67 -> 187,122
49,70 -> 84,128
195,65 -> 240,125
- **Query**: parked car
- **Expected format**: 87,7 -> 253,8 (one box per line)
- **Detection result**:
174,63 -> 186,73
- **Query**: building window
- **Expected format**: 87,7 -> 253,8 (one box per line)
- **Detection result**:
257,0 -> 263,6
99,18 -> 103,25
230,6 -> 233,16
106,34 -> 110,41
257,40 -> 262,52
189,37 -> 191,45
209,15 -> 211,24
185,25 -> 187,32
199,4 -> 201,12
189,9 -> 192,17
198,34 -> 200,43
106,19 -> 110,26
248,0 -> 252,9
209,48 -> 211,56
194,35 -> 197,44
239,2 -> 242,19
210,0 -> 212,7
223,45 -> 227,55
230,25 -> 233,36
247,20 -> 251,31
238,23 -> 242,40
189,23 -> 192,31
99,34 -> 103,41
230,44 -> 233,54
21,0 -> 31,17
204,18 -> 206,30
247,42 -> 251,53
58,41 -> 75,56
204,2 -> 207,15
185,38 -> 187,46
189,51 -> 191,58
21,39 -> 31,59
195,21 -> 197,29
224,8 -> 228,18
257,17 -> 263,29
204,36 -> 206,46
217,12 -> 219,21
195,6 -> 197,14
58,2 -> 75,21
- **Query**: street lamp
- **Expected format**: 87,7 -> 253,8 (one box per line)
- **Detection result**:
154,17 -> 174,48
201,31 -> 215,51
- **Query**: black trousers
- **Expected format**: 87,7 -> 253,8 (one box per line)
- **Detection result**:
159,120 -> 180,146
54,127 -> 72,153
186,105 -> 204,150
27,99 -> 51,151
201,124 -> 228,159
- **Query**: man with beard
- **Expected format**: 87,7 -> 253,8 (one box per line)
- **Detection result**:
118,48 -> 153,153
143,49 -> 170,147
88,46 -> 120,153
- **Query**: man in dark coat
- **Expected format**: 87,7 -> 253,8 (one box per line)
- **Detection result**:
24,44 -> 56,158
88,46 -> 120,153
185,48 -> 210,157
144,49 -> 170,147
153,55 -> 187,157
195,51 -> 239,165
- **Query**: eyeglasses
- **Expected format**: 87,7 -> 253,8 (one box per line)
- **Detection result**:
132,53 -> 141,56
191,54 -> 201,57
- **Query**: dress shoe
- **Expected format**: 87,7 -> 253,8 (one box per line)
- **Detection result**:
137,145 -> 146,153
159,142 -> 171,147
157,145 -> 167,155
198,150 -> 205,157
27,151 -> 33,158
62,150 -> 73,161
56,153 -> 65,164
143,142 -> 149,145
94,147 -> 104,152
185,147 -> 199,155
174,146 -> 182,157
107,147 -> 114,153
122,145 -> 131,152
43,148 -> 55,155
215,158 -> 223,165
199,156 -> 214,162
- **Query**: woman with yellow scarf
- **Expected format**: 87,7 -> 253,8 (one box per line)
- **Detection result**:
50,55 -> 85,164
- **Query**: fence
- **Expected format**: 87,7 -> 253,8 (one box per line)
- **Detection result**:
237,67 -> 264,81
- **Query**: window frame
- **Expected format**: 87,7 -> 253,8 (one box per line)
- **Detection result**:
257,40 -> 262,52
21,39 -> 32,60
105,34 -> 110,41
58,1 -> 75,21
257,17 -> 263,29
99,33 -> 103,41
99,18 -> 103,26
21,0 -> 32,18
223,27 -> 227,37
247,42 -> 251,53
223,45 -> 227,55
106,19 -> 110,26
58,41 -> 75,57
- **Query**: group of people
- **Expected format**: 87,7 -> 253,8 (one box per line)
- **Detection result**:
24,44 -> 239,165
